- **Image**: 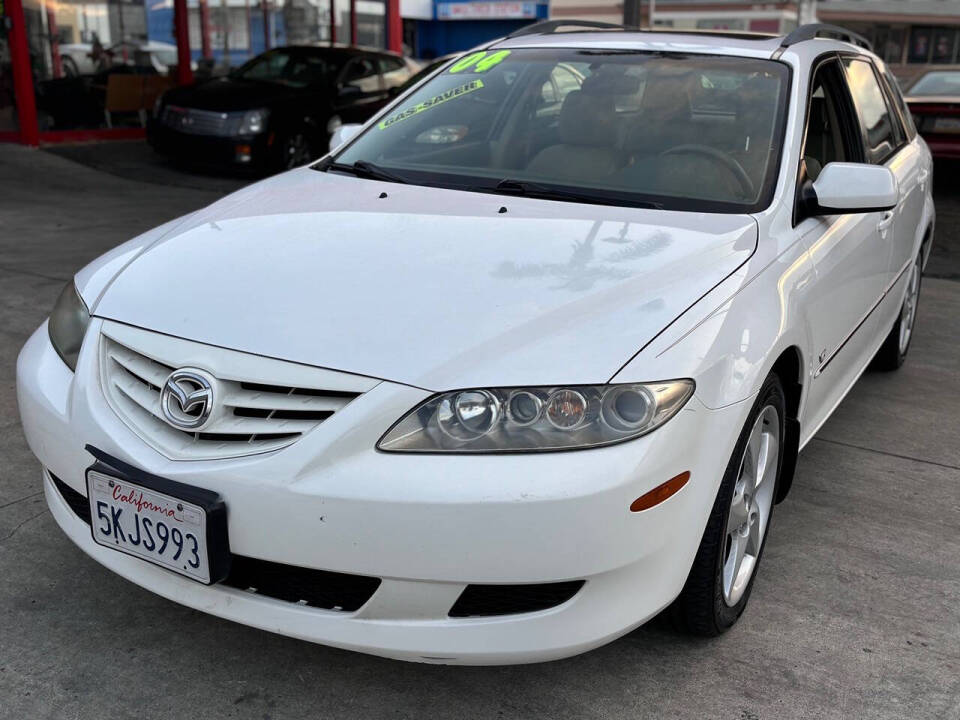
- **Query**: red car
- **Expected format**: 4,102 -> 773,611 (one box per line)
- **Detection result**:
905,70 -> 960,159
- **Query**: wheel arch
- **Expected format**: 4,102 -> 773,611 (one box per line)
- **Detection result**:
768,345 -> 803,503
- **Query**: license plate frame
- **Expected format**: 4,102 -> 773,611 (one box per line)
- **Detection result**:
85,446 -> 231,585
933,116 -> 960,133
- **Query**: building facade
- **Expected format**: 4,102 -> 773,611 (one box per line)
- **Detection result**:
402,0 -> 549,57
548,0 -> 960,81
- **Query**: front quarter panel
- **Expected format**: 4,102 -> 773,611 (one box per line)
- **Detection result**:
612,214 -> 815,412
74,214 -> 195,311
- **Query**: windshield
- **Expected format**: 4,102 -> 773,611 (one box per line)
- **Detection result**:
154,50 -> 178,67
909,71 -> 960,97
331,48 -> 790,212
234,49 -> 332,88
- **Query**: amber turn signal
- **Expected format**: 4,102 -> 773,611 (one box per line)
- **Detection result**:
630,471 -> 690,512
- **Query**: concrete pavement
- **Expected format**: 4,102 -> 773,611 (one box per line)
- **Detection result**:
1,144 -> 958,720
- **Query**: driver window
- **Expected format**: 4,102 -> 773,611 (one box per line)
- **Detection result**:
802,60 -> 855,182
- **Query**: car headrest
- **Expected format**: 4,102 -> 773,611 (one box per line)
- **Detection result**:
558,90 -> 617,146
581,71 -> 642,97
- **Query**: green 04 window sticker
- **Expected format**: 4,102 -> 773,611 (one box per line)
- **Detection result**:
448,50 -> 511,74
378,79 -> 484,130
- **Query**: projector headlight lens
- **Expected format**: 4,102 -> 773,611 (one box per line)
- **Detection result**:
378,380 -> 695,453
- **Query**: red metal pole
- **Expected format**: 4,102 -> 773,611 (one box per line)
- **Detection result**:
5,0 -> 39,145
262,0 -> 270,51
199,0 -> 213,58
349,0 -> 356,45
46,8 -> 63,78
387,0 -> 402,53
173,0 -> 194,84
329,0 -> 336,43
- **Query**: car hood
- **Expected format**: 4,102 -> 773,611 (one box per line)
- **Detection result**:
162,76 -> 307,112
92,169 -> 757,390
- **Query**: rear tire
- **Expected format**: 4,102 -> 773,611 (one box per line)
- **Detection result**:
670,373 -> 785,636
871,252 -> 922,372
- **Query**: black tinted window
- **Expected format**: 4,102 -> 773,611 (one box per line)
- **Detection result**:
380,56 -> 412,89
235,50 -> 331,87
342,56 -> 381,92
844,59 -> 897,164
881,66 -> 916,140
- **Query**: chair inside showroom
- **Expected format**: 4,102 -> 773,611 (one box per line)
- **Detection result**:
104,74 -> 147,128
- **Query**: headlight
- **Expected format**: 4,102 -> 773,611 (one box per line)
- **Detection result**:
48,281 -> 90,372
237,108 -> 269,135
378,380 -> 695,453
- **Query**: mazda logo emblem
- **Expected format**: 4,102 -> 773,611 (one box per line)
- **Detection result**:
160,368 -> 215,430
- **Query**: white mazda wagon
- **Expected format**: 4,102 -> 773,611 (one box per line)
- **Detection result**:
17,22 -> 934,664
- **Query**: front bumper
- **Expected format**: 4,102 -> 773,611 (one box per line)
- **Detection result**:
147,121 -> 271,168
17,321 -> 751,664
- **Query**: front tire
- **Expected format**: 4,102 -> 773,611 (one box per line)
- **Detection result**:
670,373 -> 785,636
275,131 -> 313,172
871,252 -> 922,371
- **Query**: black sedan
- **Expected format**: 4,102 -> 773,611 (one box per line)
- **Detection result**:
148,45 -> 416,172
904,69 -> 960,160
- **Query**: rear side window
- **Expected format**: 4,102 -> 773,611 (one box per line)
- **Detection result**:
881,66 -> 917,140
843,58 -> 899,164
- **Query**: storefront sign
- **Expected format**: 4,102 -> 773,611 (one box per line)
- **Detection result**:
437,2 -> 538,20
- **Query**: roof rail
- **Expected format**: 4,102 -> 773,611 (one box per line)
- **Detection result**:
506,20 -> 626,39
780,23 -> 872,51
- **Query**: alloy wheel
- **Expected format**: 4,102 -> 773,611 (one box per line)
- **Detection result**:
284,133 -> 312,169
723,404 -> 780,606
898,259 -> 921,355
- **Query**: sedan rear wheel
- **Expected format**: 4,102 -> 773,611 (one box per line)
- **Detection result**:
670,373 -> 785,635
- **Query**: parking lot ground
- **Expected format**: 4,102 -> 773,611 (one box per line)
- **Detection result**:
1,144 -> 958,719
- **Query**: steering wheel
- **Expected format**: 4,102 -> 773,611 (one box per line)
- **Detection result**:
659,144 -> 755,200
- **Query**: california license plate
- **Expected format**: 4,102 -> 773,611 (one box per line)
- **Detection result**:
87,470 -> 217,583
933,116 -> 960,133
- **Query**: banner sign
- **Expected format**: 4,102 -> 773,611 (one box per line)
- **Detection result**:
437,2 -> 538,20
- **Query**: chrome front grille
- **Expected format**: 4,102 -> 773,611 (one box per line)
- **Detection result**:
162,105 -> 233,136
99,322 -> 378,460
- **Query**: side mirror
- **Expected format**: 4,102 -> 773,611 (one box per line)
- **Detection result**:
329,123 -> 362,152
337,84 -> 362,99
804,162 -> 899,216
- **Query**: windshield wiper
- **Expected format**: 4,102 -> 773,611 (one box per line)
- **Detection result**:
321,160 -> 409,184
491,179 -> 663,210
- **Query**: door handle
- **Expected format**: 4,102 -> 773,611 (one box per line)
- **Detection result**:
877,211 -> 895,238
918,168 -> 929,190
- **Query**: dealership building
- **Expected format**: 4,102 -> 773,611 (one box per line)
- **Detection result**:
549,0 -> 960,80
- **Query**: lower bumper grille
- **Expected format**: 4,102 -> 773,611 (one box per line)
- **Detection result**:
48,471 -> 380,611
51,472 -> 92,525
449,581 -> 585,618
223,556 -> 380,611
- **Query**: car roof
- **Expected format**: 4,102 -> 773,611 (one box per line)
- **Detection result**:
281,43 -> 403,57
490,27 -> 875,63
